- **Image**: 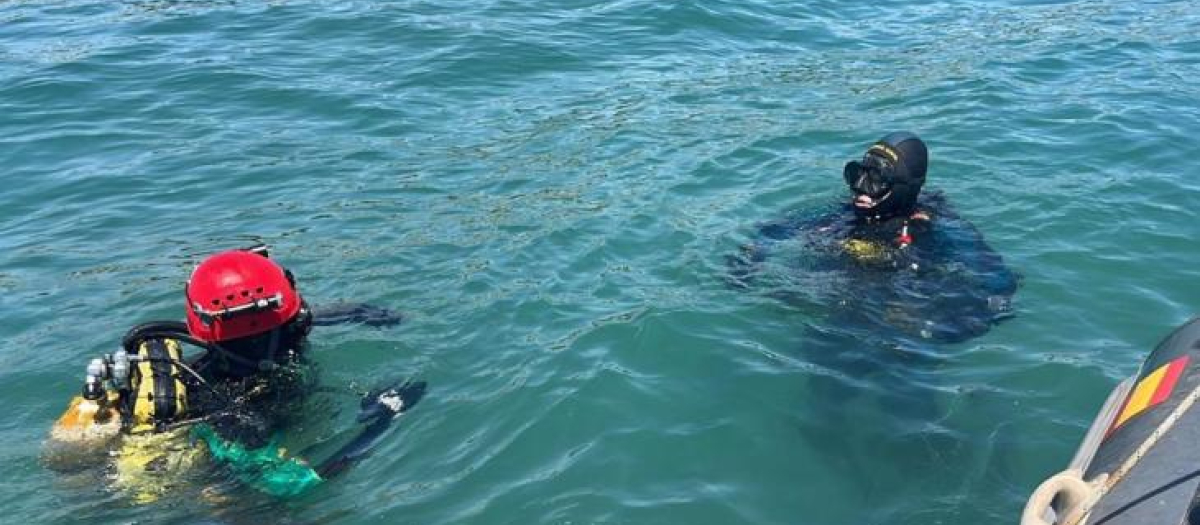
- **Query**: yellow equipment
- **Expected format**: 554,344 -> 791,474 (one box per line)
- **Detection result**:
127,338 -> 189,434
45,337 -> 200,502
843,238 -> 891,263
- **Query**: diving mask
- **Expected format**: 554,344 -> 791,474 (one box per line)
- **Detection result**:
844,151 -> 896,201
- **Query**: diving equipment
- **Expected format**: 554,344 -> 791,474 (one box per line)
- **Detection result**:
844,132 -> 928,221
842,238 -> 890,263
52,342 -> 187,466
44,393 -> 123,471
72,339 -> 192,434
124,319 -> 308,378
112,427 -> 207,504
186,245 -> 303,343
127,338 -> 190,434
46,328 -> 212,471
194,379 -> 427,496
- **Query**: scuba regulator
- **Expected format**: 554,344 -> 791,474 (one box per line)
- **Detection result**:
81,327 -> 197,434
81,348 -> 137,401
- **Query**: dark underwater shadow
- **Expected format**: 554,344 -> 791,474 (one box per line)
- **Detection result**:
790,321 -> 971,522
724,194 -> 1022,511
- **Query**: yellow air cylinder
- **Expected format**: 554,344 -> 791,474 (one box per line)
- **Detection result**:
50,393 -> 123,442
43,393 -> 123,471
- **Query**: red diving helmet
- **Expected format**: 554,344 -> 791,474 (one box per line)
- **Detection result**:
185,246 -> 302,343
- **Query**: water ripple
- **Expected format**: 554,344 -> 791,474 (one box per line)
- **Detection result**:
4,0 -> 1200,523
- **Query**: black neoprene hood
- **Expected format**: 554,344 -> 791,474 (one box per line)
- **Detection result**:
844,131 -> 929,220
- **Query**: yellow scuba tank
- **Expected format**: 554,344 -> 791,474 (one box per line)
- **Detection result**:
44,392 -> 124,471
127,338 -> 189,434
111,338 -> 206,504
51,392 -> 123,441
44,337 -> 191,470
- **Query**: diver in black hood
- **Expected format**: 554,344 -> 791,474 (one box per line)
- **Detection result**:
727,134 -> 1020,511
844,131 -> 928,223
729,132 -> 1019,343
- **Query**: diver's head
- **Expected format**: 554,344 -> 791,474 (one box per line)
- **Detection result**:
843,132 -> 928,220
185,246 -> 309,346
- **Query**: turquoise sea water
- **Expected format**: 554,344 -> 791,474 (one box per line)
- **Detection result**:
3,0 -> 1200,523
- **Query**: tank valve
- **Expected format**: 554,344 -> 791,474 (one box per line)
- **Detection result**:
82,358 -> 107,400
110,348 -> 133,391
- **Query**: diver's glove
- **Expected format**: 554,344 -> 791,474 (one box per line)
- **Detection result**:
356,380 -> 425,423
311,303 -> 403,327
986,294 -> 1014,317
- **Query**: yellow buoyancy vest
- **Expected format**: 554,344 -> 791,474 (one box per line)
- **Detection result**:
843,238 -> 892,263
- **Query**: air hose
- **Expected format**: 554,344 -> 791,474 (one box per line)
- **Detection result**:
123,321 -> 264,371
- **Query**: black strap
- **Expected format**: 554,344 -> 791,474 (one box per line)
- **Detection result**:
146,339 -> 178,429
123,320 -> 261,371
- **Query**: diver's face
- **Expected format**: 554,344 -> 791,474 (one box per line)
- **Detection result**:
843,153 -> 896,211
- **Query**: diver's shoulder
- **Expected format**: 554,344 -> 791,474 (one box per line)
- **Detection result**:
915,190 -> 969,221
916,189 -> 950,208
754,203 -> 851,238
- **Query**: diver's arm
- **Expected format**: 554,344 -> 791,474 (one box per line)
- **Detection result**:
727,209 -> 843,288
195,380 -> 426,496
730,217 -> 804,270
316,380 -> 426,479
310,302 -> 403,327
919,192 -> 1018,295
925,199 -> 1020,329
938,215 -> 1018,298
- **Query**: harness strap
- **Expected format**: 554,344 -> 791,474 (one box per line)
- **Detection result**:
146,339 -> 178,430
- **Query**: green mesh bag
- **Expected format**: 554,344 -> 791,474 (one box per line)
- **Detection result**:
192,423 -> 323,497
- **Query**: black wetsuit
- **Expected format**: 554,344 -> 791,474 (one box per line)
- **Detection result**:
188,302 -> 411,446
186,333 -> 313,449
729,192 -> 1018,344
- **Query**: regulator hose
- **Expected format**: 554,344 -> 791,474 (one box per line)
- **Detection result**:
122,321 -> 262,371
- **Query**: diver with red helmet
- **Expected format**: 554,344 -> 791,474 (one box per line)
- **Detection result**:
49,245 -> 424,498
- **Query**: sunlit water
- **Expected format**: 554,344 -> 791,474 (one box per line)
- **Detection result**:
3,0 -> 1200,523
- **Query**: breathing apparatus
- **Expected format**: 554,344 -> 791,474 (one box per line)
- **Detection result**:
81,347 -> 137,402
79,329 -> 207,433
